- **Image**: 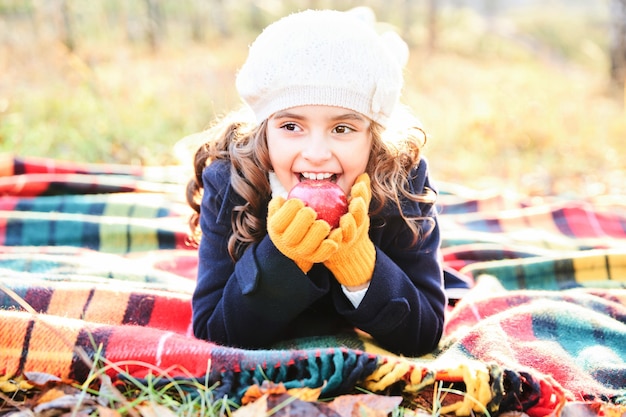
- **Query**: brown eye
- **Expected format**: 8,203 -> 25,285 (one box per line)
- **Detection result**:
333,125 -> 354,134
282,123 -> 298,131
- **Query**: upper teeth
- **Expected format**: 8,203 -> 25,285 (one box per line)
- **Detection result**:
302,172 -> 333,180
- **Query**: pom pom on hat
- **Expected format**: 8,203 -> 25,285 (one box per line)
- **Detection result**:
235,8 -> 408,127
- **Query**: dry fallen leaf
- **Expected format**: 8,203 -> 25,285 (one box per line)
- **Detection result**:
242,380 -> 324,405
0,372 -> 100,417
232,393 -> 269,417
33,393 -> 98,417
137,403 -> 179,417
23,373 -> 63,387
329,393 -> 402,417
241,381 -> 288,405
240,381 -> 404,417
0,375 -> 34,393
93,405 -> 123,417
267,393 -> 340,417
236,390 -> 342,417
4,410 -> 36,417
35,388 -> 70,406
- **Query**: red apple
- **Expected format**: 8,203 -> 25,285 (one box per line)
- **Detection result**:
288,180 -> 348,229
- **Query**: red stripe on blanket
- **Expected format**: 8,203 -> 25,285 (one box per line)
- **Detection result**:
147,296 -> 192,335
0,217 -> 7,245
558,206 -> 604,238
12,156 -> 143,176
0,196 -> 19,211
103,326 -> 214,378
0,173 -> 142,197
500,310 -> 535,340
555,204 -> 626,239
444,294 -> 522,335
0,174 -> 49,196
153,254 -> 198,279
174,231 -> 193,251
596,211 -> 626,238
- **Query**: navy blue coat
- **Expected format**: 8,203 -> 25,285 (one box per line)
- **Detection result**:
192,158 -> 446,356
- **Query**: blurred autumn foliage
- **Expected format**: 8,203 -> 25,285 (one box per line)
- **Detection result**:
1,0 -> 625,197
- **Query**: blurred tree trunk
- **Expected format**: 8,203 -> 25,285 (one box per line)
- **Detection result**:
400,0 -> 414,44
183,0 -> 232,42
247,1 -> 263,33
483,0 -> 499,31
190,0 -> 208,41
483,0 -> 499,15
59,0 -> 74,51
210,0 -> 230,38
609,0 -> 626,93
32,0 -> 75,51
144,0 -> 164,52
426,0 -> 438,53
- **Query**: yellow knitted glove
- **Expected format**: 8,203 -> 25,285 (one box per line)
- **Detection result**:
267,196 -> 339,273
324,173 -> 375,288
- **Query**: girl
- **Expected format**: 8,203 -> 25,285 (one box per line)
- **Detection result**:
186,8 -> 446,357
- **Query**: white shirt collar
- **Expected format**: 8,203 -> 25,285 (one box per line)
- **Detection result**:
268,172 -> 289,199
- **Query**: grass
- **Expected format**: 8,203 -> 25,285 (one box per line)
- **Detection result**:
84,365 -> 237,417
1,3 -> 624,197
2,355 -> 486,417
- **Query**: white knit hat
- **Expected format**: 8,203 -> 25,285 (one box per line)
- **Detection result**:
235,8 -> 409,127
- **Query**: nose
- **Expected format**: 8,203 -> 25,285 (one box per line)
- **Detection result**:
301,130 -> 332,163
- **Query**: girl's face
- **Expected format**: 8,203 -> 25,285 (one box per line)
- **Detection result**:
266,105 -> 372,196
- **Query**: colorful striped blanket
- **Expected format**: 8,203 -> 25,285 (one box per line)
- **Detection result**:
2,155 -> 626,416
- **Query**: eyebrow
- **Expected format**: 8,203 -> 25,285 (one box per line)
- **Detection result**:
272,111 -> 367,122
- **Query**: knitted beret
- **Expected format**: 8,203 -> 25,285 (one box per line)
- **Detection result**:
235,8 -> 409,127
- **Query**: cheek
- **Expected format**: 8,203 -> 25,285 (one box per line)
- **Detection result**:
339,150 -> 371,194
349,139 -> 371,171
267,145 -> 279,169
267,135 -> 298,190
266,132 -> 286,168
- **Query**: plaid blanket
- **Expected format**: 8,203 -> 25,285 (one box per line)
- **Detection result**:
2,155 -> 626,416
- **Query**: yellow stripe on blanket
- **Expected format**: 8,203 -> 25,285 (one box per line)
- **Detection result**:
129,223 -> 160,252
129,205 -> 160,252
0,311 -> 80,378
48,288 -> 93,318
100,202 -> 161,253
100,203 -> 133,253
573,251 -> 626,284
48,286 -> 132,325
83,289 -> 130,324
607,252 -> 626,280
1,313 -> 32,375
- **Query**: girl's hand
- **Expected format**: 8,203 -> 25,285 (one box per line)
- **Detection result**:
324,173 -> 376,288
267,196 -> 339,273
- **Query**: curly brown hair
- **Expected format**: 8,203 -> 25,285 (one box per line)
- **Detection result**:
186,106 -> 435,261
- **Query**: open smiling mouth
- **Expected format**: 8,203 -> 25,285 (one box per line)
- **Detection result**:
299,172 -> 339,183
